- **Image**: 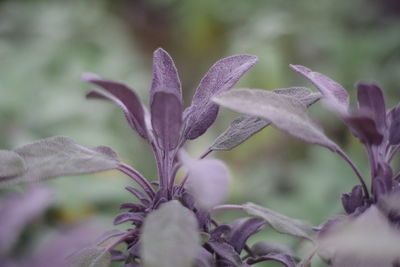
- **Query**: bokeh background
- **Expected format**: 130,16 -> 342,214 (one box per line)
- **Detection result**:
0,0 -> 399,266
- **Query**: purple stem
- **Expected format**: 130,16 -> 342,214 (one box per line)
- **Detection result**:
336,149 -> 370,200
212,204 -> 244,212
118,163 -> 155,198
200,148 -> 213,159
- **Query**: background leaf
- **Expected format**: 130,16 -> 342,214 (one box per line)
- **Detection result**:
141,200 -> 200,267
67,246 -> 111,267
0,150 -> 26,177
0,136 -> 121,187
243,202 -> 315,241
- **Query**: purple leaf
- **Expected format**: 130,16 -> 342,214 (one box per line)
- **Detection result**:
150,48 -> 182,102
196,247 -> 214,267
125,186 -> 150,206
388,104 -> 400,145
207,240 -> 242,266
243,202 -> 315,241
0,150 -> 26,177
290,64 -> 349,114
214,89 -> 338,152
372,163 -> 393,200
227,217 -> 265,253
82,74 -> 148,139
119,203 -> 146,212
184,55 -> 258,140
184,157 -> 231,210
356,83 -> 387,132
344,114 -> 383,145
113,212 -> 144,226
341,185 -> 364,214
246,253 -> 296,267
150,91 -> 182,150
210,87 -> 321,151
0,186 -> 54,256
251,242 -> 293,257
141,200 -> 200,267
0,136 -> 121,187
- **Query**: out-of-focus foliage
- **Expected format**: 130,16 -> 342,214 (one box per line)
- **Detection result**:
0,0 -> 399,266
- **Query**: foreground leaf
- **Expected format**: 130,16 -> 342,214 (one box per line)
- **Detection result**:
243,202 -> 315,241
141,200 -> 200,267
214,89 -> 338,152
0,136 -> 121,187
185,158 -> 230,210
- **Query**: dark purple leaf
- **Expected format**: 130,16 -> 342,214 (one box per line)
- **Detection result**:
214,89 -> 338,152
227,218 -> 265,253
119,203 -> 146,212
0,186 -> 54,256
207,240 -> 242,266
0,136 -> 121,187
125,186 -> 150,206
184,158 -> 230,210
113,213 -> 144,226
246,253 -> 296,267
128,240 -> 140,258
210,87 -> 321,151
344,114 -> 383,145
243,202 -> 315,241
196,247 -> 214,267
150,91 -> 182,150
141,200 -> 200,267
110,250 -> 127,261
341,185 -> 364,214
184,55 -> 257,140
210,225 -> 231,239
290,64 -> 349,114
150,48 -> 182,102
388,104 -> 400,145
0,150 -> 26,177
356,83 -> 387,132
82,74 -> 148,139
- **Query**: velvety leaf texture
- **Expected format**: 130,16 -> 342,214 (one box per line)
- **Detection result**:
214,89 -> 338,152
356,83 -> 387,132
82,74 -> 148,139
184,55 -> 257,140
207,240 -> 242,266
0,150 -> 26,177
150,48 -> 182,102
243,202 -> 315,241
0,186 -> 54,256
210,87 -> 321,151
141,200 -> 200,267
150,91 -> 182,150
344,114 -> 383,145
227,217 -> 265,253
67,246 -> 111,267
290,64 -> 349,113
0,136 -> 121,187
185,158 -> 230,210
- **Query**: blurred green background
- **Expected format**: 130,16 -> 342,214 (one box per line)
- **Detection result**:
0,0 -> 399,266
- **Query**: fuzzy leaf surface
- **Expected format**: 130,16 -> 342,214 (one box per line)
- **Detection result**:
184,55 -> 257,140
243,202 -> 315,241
141,200 -> 200,267
0,150 -> 26,177
0,136 -> 120,187
214,89 -> 338,151
67,246 -> 111,267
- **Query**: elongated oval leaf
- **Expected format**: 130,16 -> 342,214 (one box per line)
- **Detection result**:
150,91 -> 182,150
0,136 -> 121,187
150,48 -> 182,102
141,200 -> 200,267
184,55 -> 258,140
210,87 -> 321,151
0,150 -> 26,177
388,104 -> 400,145
290,65 -> 349,114
185,158 -> 230,210
243,202 -> 315,241
82,74 -> 148,139
213,89 -> 338,152
67,246 -> 111,267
